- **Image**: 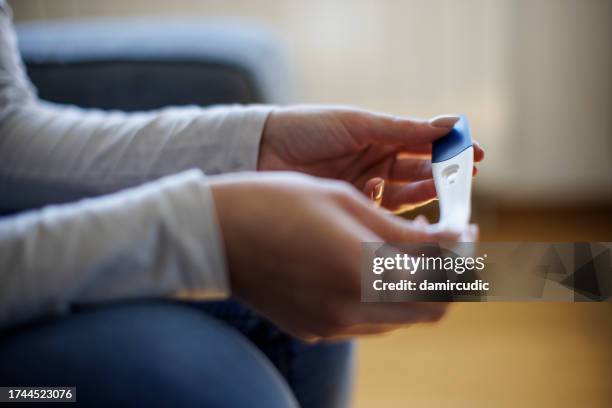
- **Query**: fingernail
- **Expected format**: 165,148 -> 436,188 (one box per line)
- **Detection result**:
470,224 -> 479,240
428,114 -> 461,128
373,180 -> 385,202
414,215 -> 428,226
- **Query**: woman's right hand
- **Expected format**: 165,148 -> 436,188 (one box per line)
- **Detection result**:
209,172 -> 477,341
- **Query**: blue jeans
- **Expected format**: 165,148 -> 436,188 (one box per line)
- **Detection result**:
0,300 -> 353,407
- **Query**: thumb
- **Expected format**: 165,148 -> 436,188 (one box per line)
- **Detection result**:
363,177 -> 385,206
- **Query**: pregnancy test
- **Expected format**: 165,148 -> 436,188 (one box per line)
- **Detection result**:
431,115 -> 473,235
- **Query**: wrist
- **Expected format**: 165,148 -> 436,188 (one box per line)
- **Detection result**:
257,109 -> 287,171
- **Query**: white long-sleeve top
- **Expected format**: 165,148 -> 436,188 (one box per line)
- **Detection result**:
0,0 -> 271,327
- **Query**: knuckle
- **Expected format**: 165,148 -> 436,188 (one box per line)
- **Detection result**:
325,179 -> 354,195
313,323 -> 338,339
328,182 -> 353,200
331,307 -> 356,329
315,306 -> 355,338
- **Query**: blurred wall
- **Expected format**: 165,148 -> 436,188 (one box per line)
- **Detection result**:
9,0 -> 612,204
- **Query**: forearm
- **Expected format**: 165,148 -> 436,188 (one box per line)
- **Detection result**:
0,100 -> 270,210
0,1 -> 271,210
0,169 -> 228,328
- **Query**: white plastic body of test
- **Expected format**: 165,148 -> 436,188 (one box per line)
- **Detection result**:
431,146 -> 474,234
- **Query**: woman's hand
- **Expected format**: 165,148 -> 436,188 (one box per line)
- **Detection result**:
209,172 -> 476,341
259,106 -> 484,213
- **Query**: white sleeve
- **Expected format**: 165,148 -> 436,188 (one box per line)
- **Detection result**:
0,2 -> 257,327
0,169 -> 228,328
0,1 -> 271,210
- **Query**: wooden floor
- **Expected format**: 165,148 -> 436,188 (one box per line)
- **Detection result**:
354,303 -> 612,407
353,202 -> 612,407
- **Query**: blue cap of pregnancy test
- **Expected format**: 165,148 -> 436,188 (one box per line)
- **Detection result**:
432,115 -> 472,163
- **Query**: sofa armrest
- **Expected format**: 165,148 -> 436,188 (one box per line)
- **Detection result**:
16,17 -> 291,110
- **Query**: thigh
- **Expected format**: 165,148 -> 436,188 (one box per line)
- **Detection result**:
194,299 -> 355,408
0,301 -> 298,408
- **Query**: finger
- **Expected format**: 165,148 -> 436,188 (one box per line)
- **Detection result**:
339,190 -> 460,243
397,140 -> 485,162
424,223 -> 479,243
473,140 -> 485,162
414,215 -> 429,227
322,323 -> 406,340
357,302 -> 450,325
363,177 -> 385,207
397,146 -> 432,157
459,224 -> 479,242
390,158 -> 432,182
347,111 -> 460,146
385,163 -> 479,210
382,180 -> 437,212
